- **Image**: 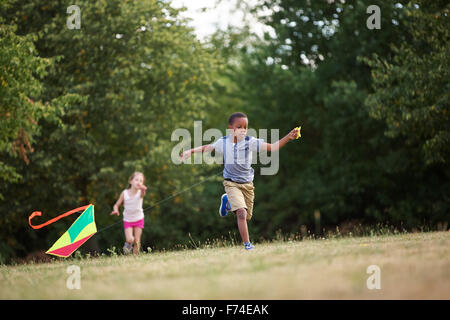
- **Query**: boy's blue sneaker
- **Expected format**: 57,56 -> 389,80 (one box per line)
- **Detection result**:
219,193 -> 231,217
244,242 -> 255,250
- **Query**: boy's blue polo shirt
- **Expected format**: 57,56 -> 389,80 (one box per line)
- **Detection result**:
212,135 -> 264,183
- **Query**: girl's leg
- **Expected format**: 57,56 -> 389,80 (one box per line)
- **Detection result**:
124,227 -> 134,245
133,227 -> 143,254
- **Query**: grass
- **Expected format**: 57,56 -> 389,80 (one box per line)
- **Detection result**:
0,231 -> 449,299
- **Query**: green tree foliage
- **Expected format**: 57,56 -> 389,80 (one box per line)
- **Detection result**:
364,1 -> 449,165
0,24 -> 53,190
221,0 -> 449,237
0,0 -> 220,262
0,0 -> 448,263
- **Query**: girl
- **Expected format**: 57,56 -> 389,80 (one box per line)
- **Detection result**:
111,172 -> 147,254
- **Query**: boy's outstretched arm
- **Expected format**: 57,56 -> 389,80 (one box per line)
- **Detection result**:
261,127 -> 299,152
179,144 -> 215,161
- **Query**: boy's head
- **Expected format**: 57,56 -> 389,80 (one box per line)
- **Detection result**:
228,112 -> 247,126
228,112 -> 248,141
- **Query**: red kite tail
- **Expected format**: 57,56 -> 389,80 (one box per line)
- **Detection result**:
28,205 -> 91,229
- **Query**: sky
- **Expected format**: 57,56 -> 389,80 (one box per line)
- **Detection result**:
169,0 -> 275,41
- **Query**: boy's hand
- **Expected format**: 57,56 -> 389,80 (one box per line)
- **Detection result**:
179,150 -> 192,161
288,127 -> 301,140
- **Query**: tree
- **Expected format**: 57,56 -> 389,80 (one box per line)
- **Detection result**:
0,24 -> 55,194
0,0 -> 220,262
364,1 -> 450,165
221,0 -> 448,235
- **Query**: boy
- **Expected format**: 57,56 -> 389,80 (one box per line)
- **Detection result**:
180,112 -> 299,250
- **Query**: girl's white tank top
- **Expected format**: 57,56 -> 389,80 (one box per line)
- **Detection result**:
123,189 -> 144,222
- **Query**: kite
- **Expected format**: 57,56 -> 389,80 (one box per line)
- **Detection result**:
295,126 -> 302,139
28,204 -> 97,258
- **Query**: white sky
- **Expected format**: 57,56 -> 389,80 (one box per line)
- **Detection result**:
170,0 -> 275,41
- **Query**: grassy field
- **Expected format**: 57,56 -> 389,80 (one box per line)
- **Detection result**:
0,231 -> 449,299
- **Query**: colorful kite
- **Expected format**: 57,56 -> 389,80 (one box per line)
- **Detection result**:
295,126 -> 302,139
29,204 -> 97,258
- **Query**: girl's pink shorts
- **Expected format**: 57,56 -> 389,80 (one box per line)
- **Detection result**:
123,218 -> 144,229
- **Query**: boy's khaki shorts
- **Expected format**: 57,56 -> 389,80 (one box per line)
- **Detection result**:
223,180 -> 255,221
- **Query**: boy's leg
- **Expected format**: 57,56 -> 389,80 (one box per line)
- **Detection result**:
224,181 -> 248,241
133,227 -> 143,254
241,183 -> 255,221
236,208 -> 250,243
239,183 -> 255,249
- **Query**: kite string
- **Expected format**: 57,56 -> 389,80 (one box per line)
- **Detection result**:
95,170 -> 223,234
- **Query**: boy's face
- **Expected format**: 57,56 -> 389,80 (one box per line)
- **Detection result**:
228,117 -> 248,141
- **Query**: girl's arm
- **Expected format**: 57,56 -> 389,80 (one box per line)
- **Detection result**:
179,144 -> 214,161
111,191 -> 124,216
140,185 -> 147,198
261,127 -> 299,152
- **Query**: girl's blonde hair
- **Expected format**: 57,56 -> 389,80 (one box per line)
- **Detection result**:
127,171 -> 145,189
